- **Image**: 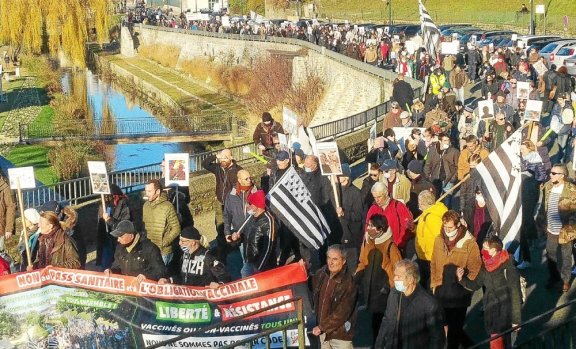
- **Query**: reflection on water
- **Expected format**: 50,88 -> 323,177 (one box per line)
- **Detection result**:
80,69 -> 199,171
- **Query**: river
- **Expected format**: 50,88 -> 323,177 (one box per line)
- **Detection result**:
62,69 -> 199,171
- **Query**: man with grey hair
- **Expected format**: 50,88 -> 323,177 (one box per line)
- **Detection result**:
375,259 -> 445,349
312,244 -> 357,349
366,182 -> 414,257
415,190 -> 447,290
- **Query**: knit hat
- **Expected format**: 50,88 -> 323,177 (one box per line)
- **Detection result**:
275,151 -> 290,161
24,208 -> 40,225
262,112 -> 273,122
247,190 -> 266,209
294,148 -> 306,159
181,226 -> 201,240
464,105 -> 474,113
110,220 -> 137,238
407,160 -> 424,175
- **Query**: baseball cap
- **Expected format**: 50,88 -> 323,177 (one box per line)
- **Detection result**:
380,159 -> 397,172
110,220 -> 137,238
275,151 -> 290,161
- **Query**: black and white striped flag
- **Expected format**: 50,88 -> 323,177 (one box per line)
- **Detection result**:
419,0 -> 441,59
475,130 -> 523,248
268,167 -> 330,249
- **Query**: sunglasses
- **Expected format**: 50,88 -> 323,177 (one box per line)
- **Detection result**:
550,172 -> 564,176
369,173 -> 379,177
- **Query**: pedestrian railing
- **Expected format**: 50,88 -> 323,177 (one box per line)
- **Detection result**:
468,298 -> 576,349
19,24 -> 423,208
144,297 -> 306,349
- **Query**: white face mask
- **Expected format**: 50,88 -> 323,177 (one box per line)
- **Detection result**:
304,167 -> 313,173
382,172 -> 391,179
445,228 -> 458,238
441,143 -> 450,150
476,194 -> 486,207
247,209 -> 256,216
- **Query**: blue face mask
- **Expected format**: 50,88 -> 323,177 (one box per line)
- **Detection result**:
394,280 -> 406,293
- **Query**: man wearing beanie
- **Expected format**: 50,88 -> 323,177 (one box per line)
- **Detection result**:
252,112 -> 285,157
230,190 -> 276,277
159,226 -> 230,287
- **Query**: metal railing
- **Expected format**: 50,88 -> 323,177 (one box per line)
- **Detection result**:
468,298 -> 576,349
145,297 -> 306,349
20,115 -> 236,141
19,24 -> 423,208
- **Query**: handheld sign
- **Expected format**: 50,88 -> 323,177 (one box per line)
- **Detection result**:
477,100 -> 495,120
164,153 -> 190,188
524,100 -> 543,122
315,142 -> 342,176
87,161 -> 110,194
8,167 -> 35,189
516,81 -> 530,100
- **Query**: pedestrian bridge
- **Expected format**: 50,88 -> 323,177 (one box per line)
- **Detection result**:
18,115 -> 242,144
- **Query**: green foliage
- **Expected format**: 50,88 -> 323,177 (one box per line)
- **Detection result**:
0,306 -> 19,337
25,312 -> 46,327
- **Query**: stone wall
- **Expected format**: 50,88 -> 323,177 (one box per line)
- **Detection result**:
129,26 -> 393,124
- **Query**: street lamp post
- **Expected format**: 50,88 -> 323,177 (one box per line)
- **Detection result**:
388,0 -> 392,26
530,0 -> 535,34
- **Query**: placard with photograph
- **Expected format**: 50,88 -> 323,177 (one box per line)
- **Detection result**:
477,100 -> 495,119
316,142 -> 342,176
164,153 -> 190,187
87,161 -> 110,194
516,81 -> 530,100
524,100 -> 543,122
282,106 -> 299,135
8,167 -> 35,189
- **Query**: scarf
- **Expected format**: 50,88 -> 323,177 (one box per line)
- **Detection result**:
236,183 -> 253,193
367,227 -> 393,245
113,194 -> 126,207
36,227 -> 58,268
482,249 -> 510,272
443,227 -> 466,252
473,205 -> 486,238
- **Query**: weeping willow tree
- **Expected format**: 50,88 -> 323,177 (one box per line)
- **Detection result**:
0,0 -> 110,67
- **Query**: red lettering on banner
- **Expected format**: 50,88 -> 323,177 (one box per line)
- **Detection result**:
16,272 -> 41,287
218,290 -> 295,321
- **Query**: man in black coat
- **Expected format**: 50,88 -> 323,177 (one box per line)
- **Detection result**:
376,259 -> 445,349
361,163 -> 382,218
159,226 -> 230,287
106,220 -> 167,282
392,73 -> 415,111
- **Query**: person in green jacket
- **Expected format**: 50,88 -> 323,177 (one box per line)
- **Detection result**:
143,179 -> 181,266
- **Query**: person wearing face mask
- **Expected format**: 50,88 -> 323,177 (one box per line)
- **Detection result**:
158,226 -> 230,287
423,100 -> 451,132
457,135 -> 489,181
252,112 -> 285,157
375,259 -> 445,349
354,214 -> 402,346
380,159 -> 411,204
549,94 -> 574,164
458,106 -> 480,150
105,220 -> 167,283
233,190 -> 276,277
457,235 -> 522,349
430,210 -> 481,349
537,164 -> 576,293
459,154 -> 491,240
424,133 -> 459,207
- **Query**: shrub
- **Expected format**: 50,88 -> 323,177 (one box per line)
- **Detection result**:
138,44 -> 181,68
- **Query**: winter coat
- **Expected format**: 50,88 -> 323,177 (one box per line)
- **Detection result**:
539,181 -> 576,234
34,228 -> 81,270
0,178 -> 16,236
223,186 -> 257,236
202,155 -> 243,204
382,112 -> 403,131
299,168 -> 331,208
392,80 -> 415,110
312,266 -> 357,341
494,102 -> 515,124
424,145 -> 460,184
407,175 -> 435,218
375,285 -> 445,349
142,194 -> 181,256
366,200 -> 414,249
111,235 -> 167,281
333,183 -> 365,249
252,121 -> 285,149
386,174 -> 411,204
242,211 -> 276,272
174,246 -> 230,286
430,231 -> 482,308
460,257 -> 522,332
457,145 -> 489,180
415,202 -> 447,261
355,236 -> 402,313
555,72 -> 574,97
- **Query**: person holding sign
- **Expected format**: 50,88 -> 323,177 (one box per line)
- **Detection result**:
97,184 -> 132,270
32,211 -> 80,270
0,168 -> 16,251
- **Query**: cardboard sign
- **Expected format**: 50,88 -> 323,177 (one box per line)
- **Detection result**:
164,153 -> 190,187
477,100 -> 495,119
282,106 -> 299,135
8,167 -> 35,189
87,161 -> 110,194
315,142 -> 342,176
441,41 -> 459,55
524,100 -> 543,122
517,81 -> 530,100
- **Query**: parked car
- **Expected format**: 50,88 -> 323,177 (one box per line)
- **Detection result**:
539,39 -> 576,65
563,55 -> 576,75
552,45 -> 576,67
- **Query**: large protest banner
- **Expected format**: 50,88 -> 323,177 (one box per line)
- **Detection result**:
0,264 -> 313,348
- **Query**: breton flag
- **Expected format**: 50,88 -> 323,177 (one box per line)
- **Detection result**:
268,167 -> 330,249
418,0 -> 441,59
475,129 -> 523,249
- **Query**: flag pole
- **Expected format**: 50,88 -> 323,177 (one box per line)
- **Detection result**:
414,173 -> 470,223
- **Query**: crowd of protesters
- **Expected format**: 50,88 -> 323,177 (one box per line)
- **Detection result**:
0,5 -> 573,348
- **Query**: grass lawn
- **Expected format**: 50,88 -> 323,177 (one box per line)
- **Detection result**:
317,0 -> 576,35
6,144 -> 58,186
27,105 -> 55,138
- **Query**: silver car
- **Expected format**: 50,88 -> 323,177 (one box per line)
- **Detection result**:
539,39 -> 576,65
564,55 -> 576,75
